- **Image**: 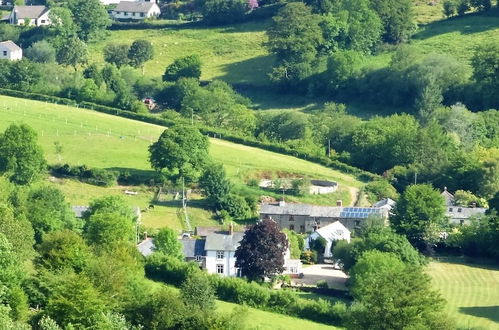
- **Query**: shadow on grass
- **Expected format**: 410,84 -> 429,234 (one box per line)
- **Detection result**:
459,306 -> 499,323
106,167 -> 156,178
213,55 -> 274,87
413,11 -> 499,40
432,255 -> 499,272
153,198 -> 212,211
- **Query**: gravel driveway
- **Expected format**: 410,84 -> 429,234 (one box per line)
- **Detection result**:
292,264 -> 348,290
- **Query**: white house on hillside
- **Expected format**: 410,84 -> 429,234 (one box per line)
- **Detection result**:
0,41 -> 22,61
111,1 -> 161,20
9,6 -> 51,26
204,228 -> 244,277
306,221 -> 351,258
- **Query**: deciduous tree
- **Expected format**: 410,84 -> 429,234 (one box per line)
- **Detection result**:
235,219 -> 288,280
149,125 -> 209,182
128,40 -> 154,74
0,124 -> 46,185
391,184 -> 447,253
163,55 -> 202,81
153,228 -> 183,260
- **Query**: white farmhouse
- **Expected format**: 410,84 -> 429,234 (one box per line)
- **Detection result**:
204,228 -> 244,277
9,6 -> 51,26
306,221 -> 350,258
111,1 -> 161,20
0,41 -> 22,61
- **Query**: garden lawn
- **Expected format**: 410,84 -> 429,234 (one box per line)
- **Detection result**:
216,300 -> 339,330
427,258 -> 499,329
89,20 -> 273,86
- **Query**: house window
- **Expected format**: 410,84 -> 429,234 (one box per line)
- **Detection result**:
458,208 -> 462,213
289,216 -> 295,221
216,251 -> 224,260
195,255 -> 202,261
141,13 -> 145,17
355,220 -> 361,227
460,220 -> 465,226
2,51 -> 6,56
449,208 -> 453,212
299,225 -> 305,233
41,20 -> 45,23
289,224 -> 294,231
216,264 -> 224,274
124,12 -> 128,16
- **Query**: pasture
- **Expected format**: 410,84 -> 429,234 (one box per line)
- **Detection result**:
0,95 -> 364,229
89,20 -> 273,86
427,258 -> 499,329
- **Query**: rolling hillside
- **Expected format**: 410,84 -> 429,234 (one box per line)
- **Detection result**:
0,95 -> 364,229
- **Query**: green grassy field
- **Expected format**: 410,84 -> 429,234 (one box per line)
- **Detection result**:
216,300 -> 338,330
0,95 -> 364,228
90,20 -> 273,86
427,258 -> 499,329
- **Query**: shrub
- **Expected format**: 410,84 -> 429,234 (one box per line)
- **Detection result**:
50,164 -> 118,187
144,253 -> 201,286
301,250 -> 317,264
316,280 -> 329,289
163,55 -> 202,82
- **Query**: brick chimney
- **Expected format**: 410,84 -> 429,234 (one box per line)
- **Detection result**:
336,200 -> 343,207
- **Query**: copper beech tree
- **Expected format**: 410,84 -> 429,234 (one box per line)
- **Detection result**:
235,219 -> 288,281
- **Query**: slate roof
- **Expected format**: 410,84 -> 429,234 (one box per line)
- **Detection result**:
12,5 -> 49,19
260,203 -> 385,219
137,237 -> 154,256
195,226 -> 222,237
0,40 -> 21,52
204,232 -> 244,251
441,188 -> 455,206
180,238 -> 206,258
372,198 -> 396,209
446,207 -> 487,220
114,1 -> 157,13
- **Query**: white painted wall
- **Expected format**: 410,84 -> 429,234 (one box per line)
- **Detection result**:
111,5 -> 160,20
205,250 -> 238,277
0,46 -> 22,61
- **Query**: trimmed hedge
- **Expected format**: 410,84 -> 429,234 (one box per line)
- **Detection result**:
0,87 -> 379,182
144,254 -> 347,327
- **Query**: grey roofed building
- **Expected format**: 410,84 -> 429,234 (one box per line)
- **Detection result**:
372,198 -> 396,210
180,238 -> 206,258
114,1 -> 157,13
260,202 -> 388,233
441,187 -> 455,206
137,237 -> 154,256
446,206 -> 487,225
204,232 -> 244,251
0,40 -> 21,52
195,226 -> 222,237
11,5 -> 49,19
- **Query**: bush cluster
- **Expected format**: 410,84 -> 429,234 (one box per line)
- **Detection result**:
51,164 -> 118,187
